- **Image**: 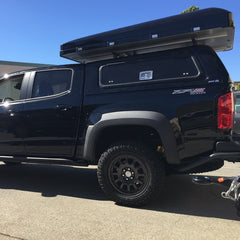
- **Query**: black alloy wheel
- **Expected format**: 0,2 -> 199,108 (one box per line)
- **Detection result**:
109,154 -> 149,195
97,143 -> 165,207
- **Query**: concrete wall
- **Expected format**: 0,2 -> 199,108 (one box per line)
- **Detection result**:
0,60 -> 49,76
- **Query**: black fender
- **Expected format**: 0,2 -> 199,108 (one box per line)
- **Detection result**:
83,111 -> 180,164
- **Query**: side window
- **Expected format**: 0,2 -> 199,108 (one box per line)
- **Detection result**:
32,70 -> 72,98
0,75 -> 23,102
99,50 -> 200,87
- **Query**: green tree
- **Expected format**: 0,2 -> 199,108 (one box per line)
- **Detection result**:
235,83 -> 240,91
180,5 -> 199,14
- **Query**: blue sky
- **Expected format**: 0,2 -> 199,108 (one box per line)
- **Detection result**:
0,0 -> 239,81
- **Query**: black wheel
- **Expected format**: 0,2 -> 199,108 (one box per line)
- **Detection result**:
97,143 -> 165,207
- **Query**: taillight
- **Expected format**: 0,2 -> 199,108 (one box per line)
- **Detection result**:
218,92 -> 233,129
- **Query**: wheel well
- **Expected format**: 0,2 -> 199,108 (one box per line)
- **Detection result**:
94,125 -> 163,162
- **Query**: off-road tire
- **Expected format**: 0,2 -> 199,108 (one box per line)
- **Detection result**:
97,143 -> 165,207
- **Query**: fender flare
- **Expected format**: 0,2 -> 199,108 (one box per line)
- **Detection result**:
83,111 -> 180,164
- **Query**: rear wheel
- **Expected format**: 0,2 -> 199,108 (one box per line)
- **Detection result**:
97,143 -> 165,206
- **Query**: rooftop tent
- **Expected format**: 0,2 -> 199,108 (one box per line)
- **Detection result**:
60,8 -> 235,64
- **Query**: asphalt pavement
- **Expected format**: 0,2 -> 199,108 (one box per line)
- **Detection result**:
0,161 -> 239,240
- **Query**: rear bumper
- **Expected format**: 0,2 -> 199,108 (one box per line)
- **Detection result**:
216,141 -> 240,152
178,141 -> 240,172
214,141 -> 240,162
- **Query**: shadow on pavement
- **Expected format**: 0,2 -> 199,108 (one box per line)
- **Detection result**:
0,163 -> 106,201
147,174 -> 240,221
0,163 -> 239,220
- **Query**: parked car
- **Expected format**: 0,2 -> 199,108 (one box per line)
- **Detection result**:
0,8 -> 239,206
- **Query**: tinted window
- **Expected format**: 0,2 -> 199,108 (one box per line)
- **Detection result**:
198,50 -> 228,79
100,56 -> 199,87
0,75 -> 23,102
32,70 -> 72,98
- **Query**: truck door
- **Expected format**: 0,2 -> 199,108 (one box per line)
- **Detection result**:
0,73 -> 29,156
23,67 -> 83,158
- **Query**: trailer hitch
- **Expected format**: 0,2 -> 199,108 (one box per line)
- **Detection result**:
221,175 -> 240,216
192,175 -> 240,217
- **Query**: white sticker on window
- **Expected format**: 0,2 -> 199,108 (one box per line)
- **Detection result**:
139,71 -> 153,81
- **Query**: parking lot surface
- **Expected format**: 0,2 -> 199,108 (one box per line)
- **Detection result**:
0,161 -> 239,240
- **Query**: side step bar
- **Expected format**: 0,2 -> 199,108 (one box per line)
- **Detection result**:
0,156 -> 89,167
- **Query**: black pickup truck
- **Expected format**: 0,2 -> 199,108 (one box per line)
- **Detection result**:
1,8 -> 239,206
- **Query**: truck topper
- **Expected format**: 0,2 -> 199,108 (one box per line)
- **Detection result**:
60,8 -> 234,63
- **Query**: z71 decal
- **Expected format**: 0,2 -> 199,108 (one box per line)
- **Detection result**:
172,88 -> 206,95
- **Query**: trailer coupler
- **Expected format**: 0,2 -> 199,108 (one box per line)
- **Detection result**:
192,175 -> 240,217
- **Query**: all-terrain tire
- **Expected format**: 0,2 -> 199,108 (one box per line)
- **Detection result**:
97,143 -> 165,207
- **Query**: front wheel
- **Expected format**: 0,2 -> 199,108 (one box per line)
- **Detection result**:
97,143 -> 165,207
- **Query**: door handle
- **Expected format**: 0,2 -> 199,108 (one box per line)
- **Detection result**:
56,104 -> 72,111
